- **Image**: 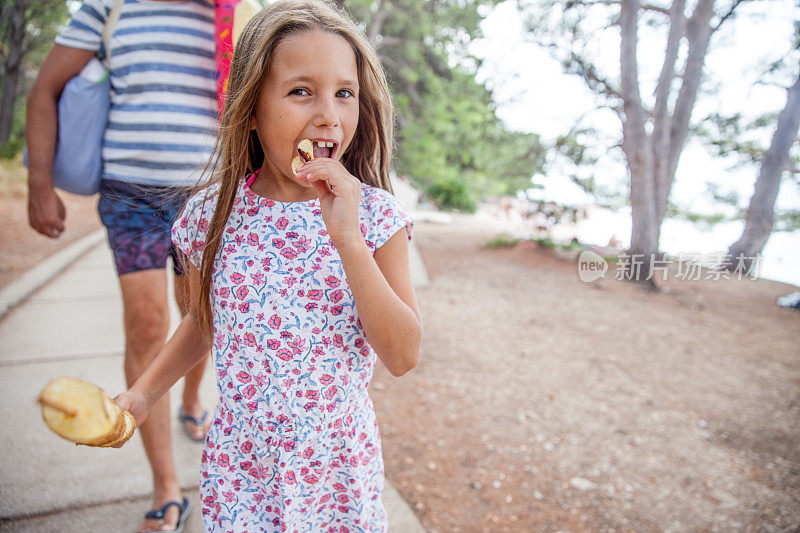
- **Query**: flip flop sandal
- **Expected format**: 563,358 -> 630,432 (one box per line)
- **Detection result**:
139,497 -> 191,533
178,405 -> 209,442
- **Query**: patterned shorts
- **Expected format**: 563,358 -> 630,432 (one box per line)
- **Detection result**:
97,180 -> 190,276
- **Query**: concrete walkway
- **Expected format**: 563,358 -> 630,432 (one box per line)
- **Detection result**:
0,235 -> 425,532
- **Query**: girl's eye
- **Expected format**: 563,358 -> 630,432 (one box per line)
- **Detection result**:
336,89 -> 355,98
290,88 -> 310,96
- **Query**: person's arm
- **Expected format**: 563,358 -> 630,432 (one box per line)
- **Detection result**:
336,231 -> 422,377
26,44 -> 96,238
114,264 -> 212,425
295,159 -> 422,376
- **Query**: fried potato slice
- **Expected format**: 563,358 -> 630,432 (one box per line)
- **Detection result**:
38,377 -> 123,446
291,156 -> 304,175
297,139 -> 314,162
85,395 -> 126,446
97,410 -> 136,448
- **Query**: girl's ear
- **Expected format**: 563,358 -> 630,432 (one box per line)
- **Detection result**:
250,116 -> 257,130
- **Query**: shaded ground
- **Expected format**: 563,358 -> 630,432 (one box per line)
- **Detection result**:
370,214 -> 800,532
0,163 -> 101,289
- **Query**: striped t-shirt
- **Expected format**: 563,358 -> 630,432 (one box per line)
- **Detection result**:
56,0 -> 218,187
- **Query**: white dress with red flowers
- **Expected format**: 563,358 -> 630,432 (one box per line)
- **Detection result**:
171,176 -> 413,533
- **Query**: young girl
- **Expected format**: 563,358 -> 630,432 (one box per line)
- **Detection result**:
114,0 -> 422,531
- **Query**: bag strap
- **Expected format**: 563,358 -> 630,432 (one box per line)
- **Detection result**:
101,0 -> 125,64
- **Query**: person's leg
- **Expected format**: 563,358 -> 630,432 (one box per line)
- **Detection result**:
99,181 -> 188,531
173,270 -> 211,440
118,270 -> 184,532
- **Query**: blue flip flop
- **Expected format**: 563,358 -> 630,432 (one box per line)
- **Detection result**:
141,497 -> 191,532
178,405 -> 209,442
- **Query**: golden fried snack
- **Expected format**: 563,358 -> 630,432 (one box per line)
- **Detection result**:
38,376 -> 135,447
84,394 -> 126,446
297,139 -> 314,162
97,410 -> 136,448
291,156 -> 304,175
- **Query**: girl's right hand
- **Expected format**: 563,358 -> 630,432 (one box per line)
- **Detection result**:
294,158 -> 363,246
113,390 -> 149,427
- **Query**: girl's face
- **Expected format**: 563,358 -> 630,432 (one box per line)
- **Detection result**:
253,29 -> 359,189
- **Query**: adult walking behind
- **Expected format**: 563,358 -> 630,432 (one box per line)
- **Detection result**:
26,0 -> 218,530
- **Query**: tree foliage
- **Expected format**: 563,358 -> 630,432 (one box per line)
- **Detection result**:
0,0 -> 70,156
344,0 -> 545,211
6,0 -> 546,209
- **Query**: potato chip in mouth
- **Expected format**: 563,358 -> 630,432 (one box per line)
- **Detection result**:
297,139 -> 314,163
294,138 -> 336,175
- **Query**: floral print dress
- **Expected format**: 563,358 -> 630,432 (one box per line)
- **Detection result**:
171,175 -> 413,533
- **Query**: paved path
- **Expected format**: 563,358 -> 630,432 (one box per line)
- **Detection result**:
0,237 -> 425,532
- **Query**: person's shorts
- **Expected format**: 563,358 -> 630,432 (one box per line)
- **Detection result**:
97,180 -> 190,277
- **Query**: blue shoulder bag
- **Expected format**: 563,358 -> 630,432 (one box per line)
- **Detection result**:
25,0 -> 123,196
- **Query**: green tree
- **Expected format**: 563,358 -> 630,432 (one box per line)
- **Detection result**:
0,0 -> 69,156
520,0 -> 759,283
344,0 -> 545,211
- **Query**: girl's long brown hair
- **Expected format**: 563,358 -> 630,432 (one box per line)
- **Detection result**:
190,0 -> 394,339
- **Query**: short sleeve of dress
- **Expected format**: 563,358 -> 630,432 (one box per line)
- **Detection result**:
171,186 -> 219,269
362,185 -> 414,252
54,0 -> 109,53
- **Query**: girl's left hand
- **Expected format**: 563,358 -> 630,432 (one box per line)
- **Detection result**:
295,158 -> 363,246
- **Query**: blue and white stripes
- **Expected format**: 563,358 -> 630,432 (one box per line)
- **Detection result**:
56,0 -> 218,186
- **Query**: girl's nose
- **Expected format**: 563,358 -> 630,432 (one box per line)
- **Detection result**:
313,96 -> 339,128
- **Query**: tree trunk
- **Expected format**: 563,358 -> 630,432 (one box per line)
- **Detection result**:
0,68 -> 20,143
620,0 -> 659,284
655,0 -> 714,236
619,0 -> 722,285
367,0 -> 390,45
627,154 -> 661,284
724,66 -> 800,274
0,0 -> 27,145
650,0 -> 685,233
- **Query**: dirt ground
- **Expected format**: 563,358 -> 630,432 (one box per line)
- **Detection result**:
0,165 -> 101,290
370,214 -> 800,532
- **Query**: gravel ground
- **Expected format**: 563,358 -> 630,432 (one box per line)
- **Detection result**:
370,214 -> 800,532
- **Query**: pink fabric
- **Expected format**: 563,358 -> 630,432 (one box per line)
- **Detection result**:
214,1 -> 239,114
245,167 -> 260,188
